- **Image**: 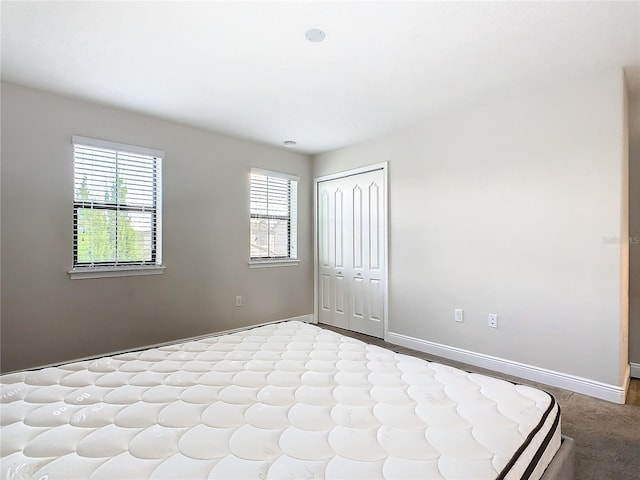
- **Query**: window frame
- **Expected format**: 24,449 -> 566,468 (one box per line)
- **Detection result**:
69,136 -> 165,279
249,168 -> 299,268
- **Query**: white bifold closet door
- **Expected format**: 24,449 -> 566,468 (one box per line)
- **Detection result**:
318,168 -> 385,338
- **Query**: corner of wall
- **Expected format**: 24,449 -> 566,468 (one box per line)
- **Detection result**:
627,69 -> 640,368
621,70 -> 630,385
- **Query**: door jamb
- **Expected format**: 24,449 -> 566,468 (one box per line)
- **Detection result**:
313,162 -> 389,341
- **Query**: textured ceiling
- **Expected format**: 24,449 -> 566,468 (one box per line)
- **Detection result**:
2,1 -> 639,154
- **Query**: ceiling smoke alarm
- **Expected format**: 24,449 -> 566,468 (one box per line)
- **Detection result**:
305,29 -> 325,42
284,140 -> 297,148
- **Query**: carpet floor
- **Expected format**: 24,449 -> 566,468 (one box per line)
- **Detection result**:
320,324 -> 640,480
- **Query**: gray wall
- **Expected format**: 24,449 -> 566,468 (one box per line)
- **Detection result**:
313,69 -> 628,387
1,82 -> 313,373
630,89 -> 640,368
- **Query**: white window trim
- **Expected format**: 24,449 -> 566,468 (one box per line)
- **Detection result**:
250,168 -> 299,183
248,259 -> 300,269
69,265 -> 166,280
71,136 -> 164,158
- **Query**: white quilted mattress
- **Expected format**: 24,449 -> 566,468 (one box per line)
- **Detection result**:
0,321 -> 560,480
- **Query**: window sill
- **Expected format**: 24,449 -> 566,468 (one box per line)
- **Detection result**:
248,259 -> 299,269
68,265 -> 166,280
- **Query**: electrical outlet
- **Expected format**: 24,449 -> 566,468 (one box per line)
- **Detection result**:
488,314 -> 498,328
455,308 -> 464,322
235,296 -> 242,307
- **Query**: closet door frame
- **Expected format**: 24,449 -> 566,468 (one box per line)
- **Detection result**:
313,162 -> 389,340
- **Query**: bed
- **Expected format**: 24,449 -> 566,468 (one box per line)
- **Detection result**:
0,320 -> 573,479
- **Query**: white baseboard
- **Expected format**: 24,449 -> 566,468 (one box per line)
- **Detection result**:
631,362 -> 640,379
387,331 -> 627,404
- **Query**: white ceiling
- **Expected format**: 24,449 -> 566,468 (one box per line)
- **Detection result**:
2,1 -> 639,155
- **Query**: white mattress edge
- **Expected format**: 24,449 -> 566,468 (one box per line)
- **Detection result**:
1,320 -> 563,480
1,316 -> 314,376
504,398 -> 562,480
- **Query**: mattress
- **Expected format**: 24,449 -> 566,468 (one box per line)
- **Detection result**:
0,321 -> 561,480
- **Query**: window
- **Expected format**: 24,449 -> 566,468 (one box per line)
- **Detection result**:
250,168 -> 298,264
71,136 -> 163,278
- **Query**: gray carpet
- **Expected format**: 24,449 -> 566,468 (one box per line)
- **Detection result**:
320,324 -> 640,480
550,379 -> 639,480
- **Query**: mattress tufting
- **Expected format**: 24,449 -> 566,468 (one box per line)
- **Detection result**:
0,321 -> 560,479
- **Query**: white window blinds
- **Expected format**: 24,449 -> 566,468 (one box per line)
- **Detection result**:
72,136 -> 163,267
250,168 -> 298,260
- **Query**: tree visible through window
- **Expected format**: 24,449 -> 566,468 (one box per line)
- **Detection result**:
72,136 -> 163,268
250,169 -> 298,261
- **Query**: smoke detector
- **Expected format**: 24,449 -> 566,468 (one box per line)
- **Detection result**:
305,29 -> 325,42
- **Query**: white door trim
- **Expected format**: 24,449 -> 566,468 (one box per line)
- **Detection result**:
313,162 -> 389,340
